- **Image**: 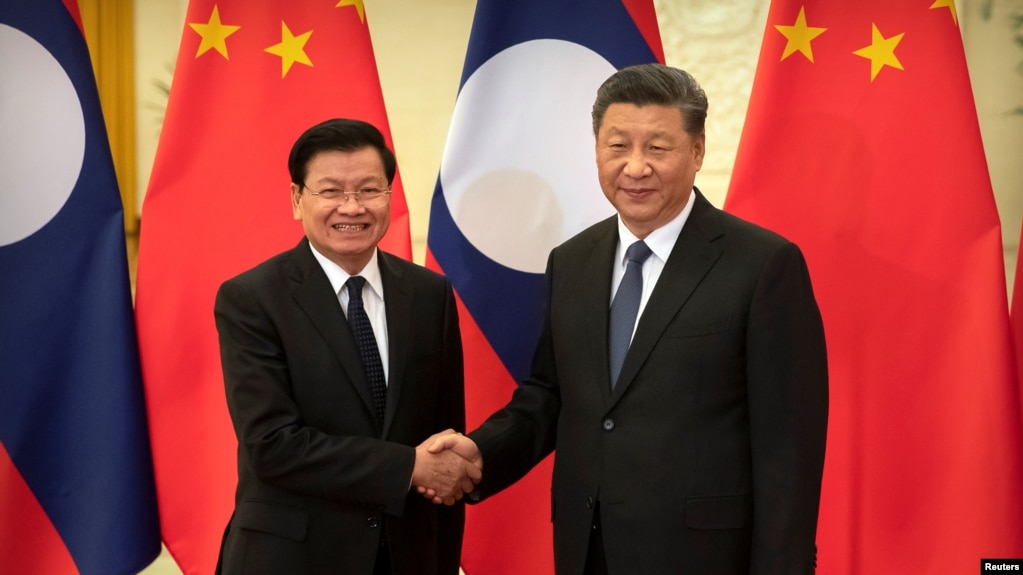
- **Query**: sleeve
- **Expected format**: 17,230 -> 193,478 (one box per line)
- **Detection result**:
745,241 -> 829,575
468,253 -> 561,499
434,280 -> 467,575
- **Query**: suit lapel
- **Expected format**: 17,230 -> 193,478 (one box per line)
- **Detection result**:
610,191 -> 724,404
578,220 -> 619,408
290,239 -> 379,425
379,252 -> 410,438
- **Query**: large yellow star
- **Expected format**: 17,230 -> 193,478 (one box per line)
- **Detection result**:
774,6 -> 827,62
189,5 -> 240,59
336,0 -> 366,24
930,0 -> 959,26
853,24 -> 904,82
265,22 -> 313,78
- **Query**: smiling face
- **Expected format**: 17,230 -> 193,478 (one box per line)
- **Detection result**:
596,103 -> 704,239
291,147 -> 391,274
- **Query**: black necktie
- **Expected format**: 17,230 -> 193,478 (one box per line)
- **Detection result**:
609,240 -> 652,389
346,276 -> 386,425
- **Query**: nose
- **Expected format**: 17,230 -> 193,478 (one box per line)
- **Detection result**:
335,195 -> 366,214
623,149 -> 652,178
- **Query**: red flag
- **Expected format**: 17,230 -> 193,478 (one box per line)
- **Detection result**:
135,2 -> 410,573
726,1 -> 1023,573
426,1 -> 662,573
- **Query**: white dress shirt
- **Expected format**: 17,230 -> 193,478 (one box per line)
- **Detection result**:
609,189 -> 695,345
308,244 -> 389,383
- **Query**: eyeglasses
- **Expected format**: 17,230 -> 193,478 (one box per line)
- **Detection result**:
302,184 -> 392,208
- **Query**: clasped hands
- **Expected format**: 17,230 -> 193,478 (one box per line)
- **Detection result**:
411,430 -> 482,505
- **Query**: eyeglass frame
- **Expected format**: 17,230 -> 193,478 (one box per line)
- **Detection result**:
300,183 -> 392,207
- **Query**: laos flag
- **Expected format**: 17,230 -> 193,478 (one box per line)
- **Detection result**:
425,1 -> 662,573
0,1 -> 161,573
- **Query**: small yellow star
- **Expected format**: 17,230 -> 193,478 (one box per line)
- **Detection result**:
930,0 -> 959,26
336,0 -> 366,24
774,6 -> 827,62
189,5 -> 240,59
853,23 -> 904,82
265,22 -> 313,78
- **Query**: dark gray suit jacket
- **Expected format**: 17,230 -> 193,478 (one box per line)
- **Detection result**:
214,238 -> 465,575
470,190 -> 828,574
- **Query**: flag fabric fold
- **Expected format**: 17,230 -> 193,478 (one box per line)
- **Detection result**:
425,1 -> 662,573
725,2 -> 1023,573
135,2 -> 409,573
0,1 -> 161,573
1013,224 -> 1022,387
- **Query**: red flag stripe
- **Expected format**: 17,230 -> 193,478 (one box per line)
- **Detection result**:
0,443 -> 77,575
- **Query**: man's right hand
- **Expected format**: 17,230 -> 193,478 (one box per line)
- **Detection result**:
411,430 -> 483,505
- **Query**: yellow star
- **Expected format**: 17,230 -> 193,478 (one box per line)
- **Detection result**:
853,23 -> 904,81
265,22 -> 313,78
930,0 -> 959,26
336,0 -> 366,24
189,5 -> 240,59
774,6 -> 827,62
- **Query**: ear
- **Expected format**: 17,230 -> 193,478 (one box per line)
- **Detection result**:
693,132 -> 706,171
290,183 -> 303,220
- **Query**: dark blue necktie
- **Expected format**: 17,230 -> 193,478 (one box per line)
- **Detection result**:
609,241 -> 652,389
346,276 -> 386,425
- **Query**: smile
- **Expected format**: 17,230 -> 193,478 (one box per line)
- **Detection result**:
332,223 -> 368,232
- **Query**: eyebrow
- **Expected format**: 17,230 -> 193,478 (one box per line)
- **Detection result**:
603,128 -> 676,141
312,175 -> 385,187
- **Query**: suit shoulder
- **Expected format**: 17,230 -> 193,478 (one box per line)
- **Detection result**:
700,203 -> 799,252
722,211 -> 791,244
379,251 -> 452,288
554,215 -> 617,255
219,245 -> 303,292
703,208 -> 815,279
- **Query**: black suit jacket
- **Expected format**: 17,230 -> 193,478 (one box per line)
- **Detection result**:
214,238 -> 465,575
470,190 -> 828,574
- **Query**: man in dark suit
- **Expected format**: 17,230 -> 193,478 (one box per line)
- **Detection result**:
422,64 -> 828,574
214,119 -> 477,575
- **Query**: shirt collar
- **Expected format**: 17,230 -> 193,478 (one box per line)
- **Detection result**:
616,189 -> 695,264
307,243 -> 384,300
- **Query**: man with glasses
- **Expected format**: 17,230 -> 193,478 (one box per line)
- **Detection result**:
214,118 -> 476,575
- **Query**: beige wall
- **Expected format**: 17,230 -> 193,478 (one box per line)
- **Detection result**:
961,0 -> 1023,298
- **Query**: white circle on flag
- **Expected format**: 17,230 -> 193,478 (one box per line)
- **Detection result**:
0,24 -> 85,247
440,39 -> 617,274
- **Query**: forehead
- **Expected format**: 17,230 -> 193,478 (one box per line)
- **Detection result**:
305,147 -> 385,179
599,103 -> 686,137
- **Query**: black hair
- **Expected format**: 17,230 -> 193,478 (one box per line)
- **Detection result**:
287,118 -> 397,186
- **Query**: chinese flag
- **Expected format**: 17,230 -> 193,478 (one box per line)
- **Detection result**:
135,2 -> 410,573
426,1 -> 662,573
726,2 -> 1023,573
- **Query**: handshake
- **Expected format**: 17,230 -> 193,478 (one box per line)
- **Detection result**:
411,430 -> 483,506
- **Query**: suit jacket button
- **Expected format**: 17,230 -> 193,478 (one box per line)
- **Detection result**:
368,517 -> 380,529
602,418 -> 614,431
